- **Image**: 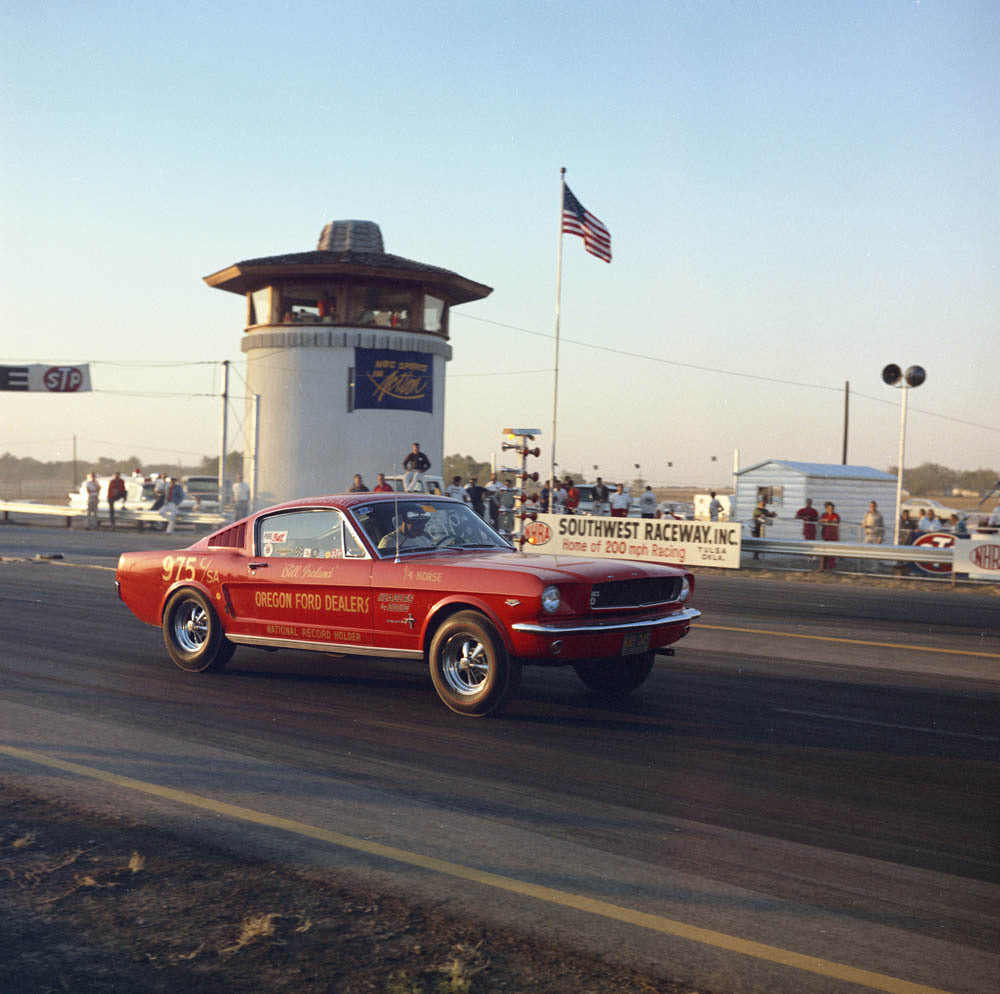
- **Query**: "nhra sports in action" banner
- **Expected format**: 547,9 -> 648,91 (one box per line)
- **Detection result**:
0,364 -> 92,392
519,513 -> 742,568
353,349 -> 432,413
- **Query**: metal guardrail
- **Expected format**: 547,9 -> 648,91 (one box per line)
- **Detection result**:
0,499 -> 226,530
743,537 -> 954,564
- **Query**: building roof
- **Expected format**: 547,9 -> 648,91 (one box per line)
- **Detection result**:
203,249 -> 493,304
737,460 -> 896,481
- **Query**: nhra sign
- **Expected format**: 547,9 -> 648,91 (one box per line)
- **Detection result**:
520,513 -> 742,568
0,364 -> 92,392
353,349 -> 432,413
954,535 -> 1000,581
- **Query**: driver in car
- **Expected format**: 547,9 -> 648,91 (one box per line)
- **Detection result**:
378,510 -> 434,551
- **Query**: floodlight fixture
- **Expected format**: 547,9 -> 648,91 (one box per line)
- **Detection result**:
883,363 -> 926,544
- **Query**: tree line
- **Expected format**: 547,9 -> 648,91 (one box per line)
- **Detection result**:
2,451 -> 995,498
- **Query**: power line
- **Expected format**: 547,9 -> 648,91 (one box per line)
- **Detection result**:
454,313 -> 1000,433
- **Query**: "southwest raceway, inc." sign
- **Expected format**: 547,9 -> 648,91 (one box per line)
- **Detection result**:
519,513 -> 742,569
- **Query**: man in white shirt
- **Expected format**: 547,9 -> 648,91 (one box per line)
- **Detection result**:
610,484 -> 631,518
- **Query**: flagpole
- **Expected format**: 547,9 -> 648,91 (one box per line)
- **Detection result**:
551,167 -> 566,508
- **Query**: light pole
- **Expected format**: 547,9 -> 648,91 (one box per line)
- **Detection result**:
882,364 -> 926,545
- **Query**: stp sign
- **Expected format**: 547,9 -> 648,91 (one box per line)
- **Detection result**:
912,531 -> 954,575
43,366 -> 86,392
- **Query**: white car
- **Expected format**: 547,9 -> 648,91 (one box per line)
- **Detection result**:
900,497 -> 960,522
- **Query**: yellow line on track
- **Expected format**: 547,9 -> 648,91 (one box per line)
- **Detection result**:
0,744 -> 953,994
698,623 -> 1000,659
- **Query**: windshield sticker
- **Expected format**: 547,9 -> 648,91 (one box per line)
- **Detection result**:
262,530 -> 288,543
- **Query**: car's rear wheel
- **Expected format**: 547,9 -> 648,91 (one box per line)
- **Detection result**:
572,652 -> 656,696
429,611 -> 521,716
162,588 -> 235,673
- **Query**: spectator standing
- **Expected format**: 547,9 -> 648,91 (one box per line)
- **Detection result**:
552,480 -> 567,514
402,442 -> 431,491
924,508 -> 943,532
485,473 -> 502,525
84,472 -> 101,530
751,498 -> 776,559
348,474 -> 369,493
106,472 -> 126,529
820,501 -> 840,569
159,478 -> 184,535
708,491 -> 723,521
232,473 -> 251,520
150,473 -> 167,510
446,475 -> 467,501
949,514 -> 970,538
592,477 -> 610,515
565,478 -> 580,515
862,500 -> 885,544
795,497 -> 818,540
373,473 -> 393,493
916,508 -> 933,534
465,477 -> 486,518
898,509 -> 916,545
639,485 -> 658,518
610,484 -> 631,518
498,481 -> 516,535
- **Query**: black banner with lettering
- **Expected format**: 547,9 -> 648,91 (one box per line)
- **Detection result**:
354,349 -> 432,412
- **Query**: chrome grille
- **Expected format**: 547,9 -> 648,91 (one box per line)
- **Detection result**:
590,576 -> 682,609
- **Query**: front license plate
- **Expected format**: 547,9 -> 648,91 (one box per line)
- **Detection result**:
621,630 -> 651,656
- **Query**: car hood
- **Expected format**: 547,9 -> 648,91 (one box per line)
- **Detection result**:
402,549 -> 682,581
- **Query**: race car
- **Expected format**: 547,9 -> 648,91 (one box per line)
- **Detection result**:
115,492 -> 699,716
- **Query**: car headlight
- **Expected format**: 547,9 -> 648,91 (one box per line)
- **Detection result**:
541,585 -> 561,614
678,577 -> 690,602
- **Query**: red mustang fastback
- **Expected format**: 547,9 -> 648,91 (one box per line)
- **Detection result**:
115,493 -> 700,715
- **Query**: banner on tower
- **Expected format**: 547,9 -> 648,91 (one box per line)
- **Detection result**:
353,349 -> 432,413
0,364 -> 92,392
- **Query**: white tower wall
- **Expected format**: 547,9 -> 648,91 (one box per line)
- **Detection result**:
243,327 -> 451,504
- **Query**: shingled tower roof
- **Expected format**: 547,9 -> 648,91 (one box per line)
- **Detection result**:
204,220 -> 492,305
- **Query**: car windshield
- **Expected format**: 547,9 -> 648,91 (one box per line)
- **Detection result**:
351,498 -> 512,557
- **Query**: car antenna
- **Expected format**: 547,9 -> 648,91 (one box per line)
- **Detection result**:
392,463 -> 401,563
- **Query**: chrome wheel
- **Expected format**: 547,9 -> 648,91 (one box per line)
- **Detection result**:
172,599 -> 208,653
162,589 -> 235,673
429,611 -> 521,716
439,633 -> 490,697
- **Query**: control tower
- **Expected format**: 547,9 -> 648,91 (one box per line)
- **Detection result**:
204,221 -> 492,505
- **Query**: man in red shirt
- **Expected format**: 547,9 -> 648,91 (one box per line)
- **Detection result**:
795,497 -> 819,540
565,478 -> 580,515
373,473 -> 393,492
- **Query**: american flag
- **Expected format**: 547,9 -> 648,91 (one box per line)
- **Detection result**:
561,184 -> 611,263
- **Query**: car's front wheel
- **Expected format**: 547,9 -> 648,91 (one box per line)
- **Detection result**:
429,611 -> 521,716
162,588 -> 235,673
572,652 -> 656,696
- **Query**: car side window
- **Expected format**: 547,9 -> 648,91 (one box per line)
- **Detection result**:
256,509 -> 366,559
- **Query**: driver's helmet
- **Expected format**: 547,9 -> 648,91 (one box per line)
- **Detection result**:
399,508 -> 430,533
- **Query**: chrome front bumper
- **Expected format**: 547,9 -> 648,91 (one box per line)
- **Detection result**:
512,607 -> 701,636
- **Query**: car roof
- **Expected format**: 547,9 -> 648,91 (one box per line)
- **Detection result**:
255,492 -> 462,515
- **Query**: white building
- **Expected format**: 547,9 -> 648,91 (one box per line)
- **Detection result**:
204,220 -> 492,506
734,460 -> 897,541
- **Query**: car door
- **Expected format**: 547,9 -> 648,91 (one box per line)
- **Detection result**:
226,507 -> 373,650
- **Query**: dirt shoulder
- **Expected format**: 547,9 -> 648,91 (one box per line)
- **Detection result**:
1,777 -> 699,994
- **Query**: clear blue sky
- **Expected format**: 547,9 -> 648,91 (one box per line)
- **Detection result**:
2,0 -> 997,485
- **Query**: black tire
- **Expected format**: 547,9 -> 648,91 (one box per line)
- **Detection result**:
573,652 -> 656,696
162,588 -> 235,673
428,611 -> 521,716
